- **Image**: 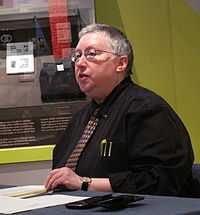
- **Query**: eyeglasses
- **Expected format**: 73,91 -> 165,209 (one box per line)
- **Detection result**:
71,47 -> 118,63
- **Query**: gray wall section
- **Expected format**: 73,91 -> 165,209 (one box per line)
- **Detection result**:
0,160 -> 51,186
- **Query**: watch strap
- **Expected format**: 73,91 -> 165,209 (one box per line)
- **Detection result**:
81,177 -> 92,191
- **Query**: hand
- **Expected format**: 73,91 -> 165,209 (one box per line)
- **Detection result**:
45,167 -> 82,191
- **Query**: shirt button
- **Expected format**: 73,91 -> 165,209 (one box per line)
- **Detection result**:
103,114 -> 108,119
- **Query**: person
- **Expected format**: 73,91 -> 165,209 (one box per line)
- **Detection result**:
45,23 -> 194,196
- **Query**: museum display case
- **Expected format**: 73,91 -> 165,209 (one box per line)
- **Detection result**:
0,0 -> 95,163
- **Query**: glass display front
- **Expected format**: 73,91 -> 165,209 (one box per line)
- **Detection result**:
0,0 -> 95,149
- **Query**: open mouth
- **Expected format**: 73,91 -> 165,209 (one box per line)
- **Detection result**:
79,73 -> 89,79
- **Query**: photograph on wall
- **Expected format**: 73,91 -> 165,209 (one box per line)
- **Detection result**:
6,42 -> 34,74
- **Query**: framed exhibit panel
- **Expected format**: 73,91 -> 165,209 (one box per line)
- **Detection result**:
0,0 -> 95,164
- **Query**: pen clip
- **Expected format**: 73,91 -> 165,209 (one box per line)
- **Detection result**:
100,139 -> 107,157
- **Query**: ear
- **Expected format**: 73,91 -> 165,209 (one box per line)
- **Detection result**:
116,56 -> 128,73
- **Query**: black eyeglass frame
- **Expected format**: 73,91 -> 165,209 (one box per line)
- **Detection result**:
71,47 -> 120,63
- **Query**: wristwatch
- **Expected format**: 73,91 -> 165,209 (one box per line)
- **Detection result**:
81,177 -> 92,191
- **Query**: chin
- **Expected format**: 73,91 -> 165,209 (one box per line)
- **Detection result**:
79,85 -> 93,95
82,90 -> 96,100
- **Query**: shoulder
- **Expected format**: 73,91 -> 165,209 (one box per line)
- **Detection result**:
125,83 -> 188,131
125,82 -> 171,114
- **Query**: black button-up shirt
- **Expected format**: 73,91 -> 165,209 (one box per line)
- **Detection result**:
53,76 -> 194,196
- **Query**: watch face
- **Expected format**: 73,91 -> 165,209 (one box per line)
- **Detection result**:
83,177 -> 91,183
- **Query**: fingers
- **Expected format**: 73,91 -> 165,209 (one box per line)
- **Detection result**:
45,167 -> 83,191
45,168 -> 57,189
46,170 -> 62,190
45,167 -> 67,191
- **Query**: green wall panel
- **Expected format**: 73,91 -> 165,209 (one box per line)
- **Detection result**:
169,0 -> 200,162
96,0 -> 176,106
0,145 -> 54,164
96,0 -> 200,162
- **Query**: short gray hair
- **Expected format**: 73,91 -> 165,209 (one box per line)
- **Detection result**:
79,23 -> 134,76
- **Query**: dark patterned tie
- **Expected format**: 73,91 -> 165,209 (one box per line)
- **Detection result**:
66,110 -> 99,171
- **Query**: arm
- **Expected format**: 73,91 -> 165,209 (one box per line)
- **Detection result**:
88,178 -> 112,192
45,166 -> 112,192
109,105 -> 194,196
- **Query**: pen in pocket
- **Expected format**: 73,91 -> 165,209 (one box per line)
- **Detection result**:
100,139 -> 112,157
108,141 -> 112,157
100,139 -> 107,157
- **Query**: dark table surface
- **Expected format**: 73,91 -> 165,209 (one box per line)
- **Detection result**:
1,189 -> 200,215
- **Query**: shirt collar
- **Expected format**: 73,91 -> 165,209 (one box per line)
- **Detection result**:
91,76 -> 133,118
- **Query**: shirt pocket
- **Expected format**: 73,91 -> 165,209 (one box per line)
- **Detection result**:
99,138 -> 128,173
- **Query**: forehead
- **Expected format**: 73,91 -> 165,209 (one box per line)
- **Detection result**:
76,32 -> 111,50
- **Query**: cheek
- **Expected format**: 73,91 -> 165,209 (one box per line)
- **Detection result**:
74,69 -> 79,81
93,70 -> 116,88
96,64 -> 117,79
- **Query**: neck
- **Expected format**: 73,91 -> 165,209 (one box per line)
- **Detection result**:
93,78 -> 125,104
91,74 -> 126,103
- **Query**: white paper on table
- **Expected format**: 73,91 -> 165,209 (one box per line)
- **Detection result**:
0,195 -> 35,214
0,185 -> 88,214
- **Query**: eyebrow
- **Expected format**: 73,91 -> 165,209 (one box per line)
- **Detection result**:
74,46 -> 101,52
